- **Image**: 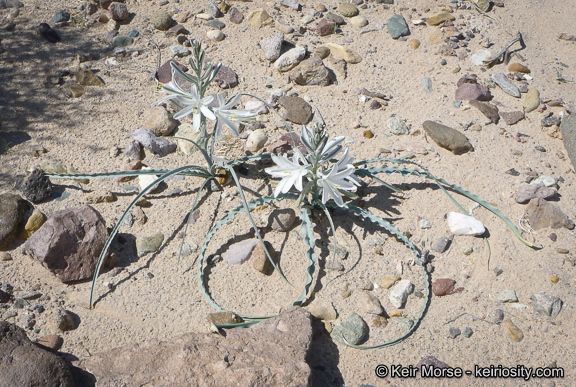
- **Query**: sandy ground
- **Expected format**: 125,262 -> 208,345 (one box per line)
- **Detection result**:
1,0 -> 576,385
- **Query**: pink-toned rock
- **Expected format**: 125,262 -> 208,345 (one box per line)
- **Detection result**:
455,83 -> 492,101
525,197 -> 575,230
78,307 -> 312,386
500,111 -> 525,126
516,183 -> 557,204
24,205 -> 108,283
155,59 -> 189,84
316,18 -> 335,36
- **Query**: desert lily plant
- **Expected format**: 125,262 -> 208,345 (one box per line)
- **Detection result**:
42,40 -> 535,350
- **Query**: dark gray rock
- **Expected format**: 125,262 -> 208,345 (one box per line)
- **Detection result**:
325,11 -> 345,25
525,197 -> 574,230
448,327 -> 461,338
21,168 -> 53,203
124,140 -> 144,160
79,307 -> 312,386
0,193 -> 32,250
387,14 -> 409,39
214,65 -> 238,89
500,111 -> 525,125
24,205 -> 109,283
205,19 -> 226,30
422,121 -> 474,155
491,73 -> 521,98
131,128 -> 177,157
50,10 -> 70,24
0,321 -> 74,387
541,115 -> 561,127
560,114 -> 576,169
431,236 -> 451,253
37,23 -> 60,43
530,292 -> 563,317
462,327 -> 474,338
516,183 -> 556,204
469,100 -> 500,124
278,96 -> 313,124
454,83 -> 492,101
268,208 -> 296,231
0,0 -> 24,8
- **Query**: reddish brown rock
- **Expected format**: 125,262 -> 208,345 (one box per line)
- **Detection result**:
24,205 -> 109,283
455,83 -> 492,101
79,307 -> 312,386
525,197 -> 575,230
316,18 -> 335,36
469,100 -> 500,124
432,278 -> 463,296
155,59 -> 189,84
500,111 -> 525,125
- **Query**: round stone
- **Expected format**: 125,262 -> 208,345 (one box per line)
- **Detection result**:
350,15 -> 368,27
338,2 -> 359,17
150,11 -> 172,31
245,129 -> 268,152
206,30 -> 225,41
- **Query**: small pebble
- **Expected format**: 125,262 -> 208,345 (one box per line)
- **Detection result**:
448,327 -> 461,339
504,318 -> 524,342
462,327 -> 473,338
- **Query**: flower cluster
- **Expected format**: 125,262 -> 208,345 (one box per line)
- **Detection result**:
265,123 -> 360,206
154,41 -> 256,138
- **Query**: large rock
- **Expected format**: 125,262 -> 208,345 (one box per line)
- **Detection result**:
274,46 -> 306,72
422,121 -> 473,155
525,197 -> 574,230
0,193 -> 32,250
288,57 -> 332,86
79,307 -> 312,385
387,14 -> 409,39
560,114 -> 576,169
278,96 -> 313,124
24,205 -> 109,283
0,321 -> 74,387
131,128 -> 177,157
21,168 -> 53,203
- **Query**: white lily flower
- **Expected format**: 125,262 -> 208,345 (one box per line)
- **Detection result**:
155,79 -> 216,132
335,146 -> 362,185
265,153 -> 310,197
212,94 -> 256,137
317,164 -> 358,206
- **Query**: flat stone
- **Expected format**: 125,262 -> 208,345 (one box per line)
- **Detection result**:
136,233 -> 164,257
387,14 -> 409,39
325,43 -> 362,64
500,111 -> 525,125
470,49 -> 493,66
409,39 -> 421,49
131,128 -> 177,157
524,88 -> 540,113
214,65 -> 238,89
174,123 -> 201,156
0,321 -> 74,386
207,312 -> 244,325
251,241 -> 274,273
541,115 -> 561,127
280,0 -> 300,11
224,239 -> 259,264
516,183 -> 556,204
170,45 -> 191,57
21,168 -> 53,203
416,356 -> 450,370
431,236 -> 451,253
166,24 -> 187,37
50,10 -> 70,24
359,291 -> 384,315
66,83 -> 85,98
525,197 -> 574,230
454,83 -> 492,101
260,32 -> 284,61
530,292 -> 563,317
0,193 -> 32,250
492,73 -> 521,98
25,205 -> 108,282
473,0 -> 490,12
79,307 -> 312,386
462,327 -> 474,338
206,19 -> 226,30
389,279 -> 414,308
278,96 -> 313,124
338,2 -> 358,17
426,12 -> 455,26
206,30 -> 225,41
469,100 -> 499,124
112,35 -> 133,48
498,289 -> 518,303
36,335 -> 63,352
17,209 -> 45,240
448,327 -> 461,339
380,276 -> 401,289
387,117 -> 409,135
228,7 -> 244,24
422,121 -> 473,155
350,16 -> 368,28
331,312 -> 368,345
275,46 -> 306,72
315,18 -> 335,36
288,57 -> 332,86
421,77 -> 433,93
504,318 -> 523,342
306,299 -> 337,321
325,11 -> 345,25
560,114 -> 576,169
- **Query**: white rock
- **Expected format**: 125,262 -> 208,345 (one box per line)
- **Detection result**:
274,45 -> 306,72
139,167 -> 160,193
245,129 -> 268,152
447,212 -> 485,236
389,279 -> 414,309
244,101 -> 269,115
470,49 -> 493,66
350,15 -> 368,28
195,13 -> 213,20
175,123 -> 201,156
532,176 -> 556,187
224,239 -> 259,264
207,30 -> 225,41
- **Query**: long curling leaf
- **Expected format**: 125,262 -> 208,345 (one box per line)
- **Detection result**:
326,202 -> 431,349
197,193 -> 299,315
355,158 -> 534,247
293,205 -> 317,306
45,168 -> 211,180
319,202 -> 338,281
89,164 -> 209,308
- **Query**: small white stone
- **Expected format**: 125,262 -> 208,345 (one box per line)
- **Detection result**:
447,212 -> 485,236
274,45 -> 306,72
350,15 -> 368,28
245,129 -> 268,152
207,30 -> 225,41
531,176 -> 556,187
470,50 -> 493,66
244,101 -> 269,114
139,167 -> 160,193
224,239 -> 259,264
196,12 -> 213,20
389,279 -> 414,309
